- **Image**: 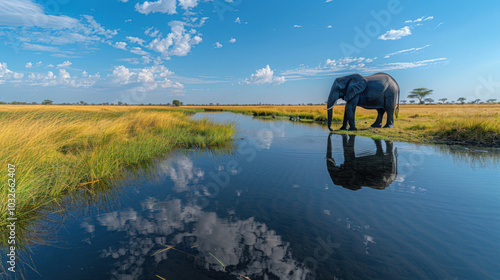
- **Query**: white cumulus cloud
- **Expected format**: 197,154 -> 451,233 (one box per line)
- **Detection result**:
229,38 -> 236,43
147,21 -> 202,58
126,36 -> 146,46
114,42 -> 128,50
112,65 -> 135,84
0,62 -> 24,84
26,69 -> 100,87
378,26 -> 411,40
135,0 -> 178,15
243,65 -> 286,85
57,61 -> 72,68
178,0 -> 198,10
214,42 -> 223,48
135,0 -> 210,15
58,69 -> 71,79
138,68 -> 155,84
110,65 -> 183,92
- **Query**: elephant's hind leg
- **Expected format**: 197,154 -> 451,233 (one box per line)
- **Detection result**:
384,107 -> 395,128
371,109 -> 385,128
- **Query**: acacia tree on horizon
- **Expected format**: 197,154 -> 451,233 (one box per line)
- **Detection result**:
408,88 -> 433,104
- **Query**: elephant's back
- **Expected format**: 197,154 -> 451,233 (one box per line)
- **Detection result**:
365,73 -> 399,93
367,73 -> 399,86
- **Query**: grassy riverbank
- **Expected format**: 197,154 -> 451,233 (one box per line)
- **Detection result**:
0,105 -> 235,228
186,104 -> 500,146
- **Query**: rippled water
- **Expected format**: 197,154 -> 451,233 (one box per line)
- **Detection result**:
19,113 -> 500,279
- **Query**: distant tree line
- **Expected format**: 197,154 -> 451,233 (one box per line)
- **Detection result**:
1,96 -> 497,106
403,87 -> 498,105
0,100 -> 329,106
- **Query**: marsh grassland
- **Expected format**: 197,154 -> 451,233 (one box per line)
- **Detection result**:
1,104 -> 498,245
0,105 -> 235,230
189,104 -> 500,146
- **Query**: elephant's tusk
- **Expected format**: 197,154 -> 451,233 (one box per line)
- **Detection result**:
325,105 -> 335,111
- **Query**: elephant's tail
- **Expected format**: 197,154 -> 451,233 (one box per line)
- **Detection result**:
395,86 -> 400,119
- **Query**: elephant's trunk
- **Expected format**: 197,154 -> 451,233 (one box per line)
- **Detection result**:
326,84 -> 340,131
326,97 -> 338,131
326,80 -> 342,131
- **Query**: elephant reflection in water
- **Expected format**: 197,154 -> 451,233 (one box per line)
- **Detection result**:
326,134 -> 398,190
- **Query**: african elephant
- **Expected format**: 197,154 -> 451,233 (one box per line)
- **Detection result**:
326,134 -> 397,190
326,73 -> 400,131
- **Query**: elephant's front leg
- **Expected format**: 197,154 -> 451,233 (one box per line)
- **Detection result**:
346,99 -> 358,131
340,108 -> 348,130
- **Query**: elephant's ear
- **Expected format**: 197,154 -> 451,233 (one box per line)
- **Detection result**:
344,74 -> 367,102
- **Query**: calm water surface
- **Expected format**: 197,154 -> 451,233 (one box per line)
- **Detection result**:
20,113 -> 500,279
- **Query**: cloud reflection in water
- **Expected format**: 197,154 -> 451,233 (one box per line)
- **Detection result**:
93,198 -> 309,279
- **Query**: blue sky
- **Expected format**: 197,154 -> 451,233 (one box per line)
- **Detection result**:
1,0 -> 499,104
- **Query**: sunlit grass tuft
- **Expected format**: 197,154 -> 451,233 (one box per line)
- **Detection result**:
433,117 -> 500,143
